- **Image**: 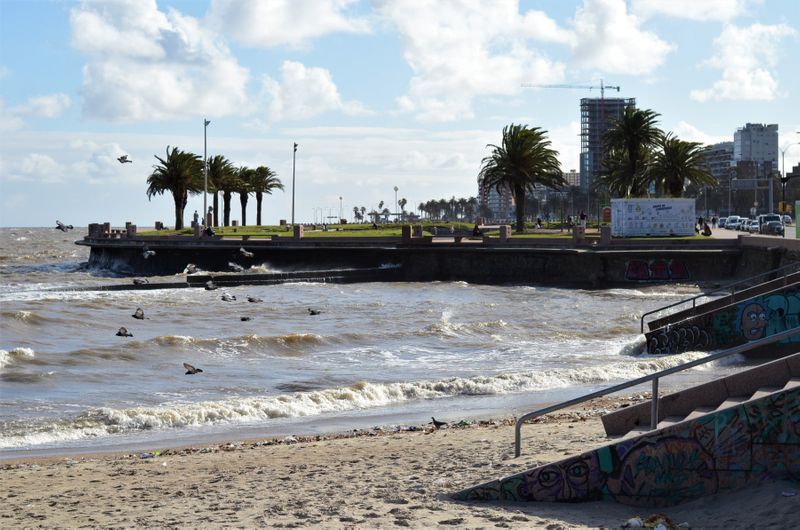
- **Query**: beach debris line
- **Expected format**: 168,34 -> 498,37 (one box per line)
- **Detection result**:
55,220 -> 73,232
183,362 -> 203,375
431,417 -> 448,429
116,327 -> 133,337
131,308 -> 145,320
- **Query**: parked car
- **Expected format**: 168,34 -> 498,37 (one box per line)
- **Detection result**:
718,217 -> 727,228
726,215 -> 741,230
783,215 -> 793,225
758,214 -> 782,234
763,220 -> 785,236
747,219 -> 760,233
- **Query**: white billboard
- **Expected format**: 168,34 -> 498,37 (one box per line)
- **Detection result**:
611,198 -> 696,237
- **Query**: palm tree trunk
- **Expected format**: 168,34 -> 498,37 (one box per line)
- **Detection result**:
514,186 -> 526,233
223,191 -> 232,226
256,192 -> 263,226
240,193 -> 248,227
213,193 -> 220,227
173,192 -> 185,230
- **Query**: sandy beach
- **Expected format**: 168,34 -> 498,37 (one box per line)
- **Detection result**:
3,395 -> 799,529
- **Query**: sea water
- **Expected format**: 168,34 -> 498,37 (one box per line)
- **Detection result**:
0,228 -> 743,457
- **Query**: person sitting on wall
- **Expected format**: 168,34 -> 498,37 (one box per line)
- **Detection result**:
535,217 -> 542,229
472,223 -> 482,237
372,222 -> 378,229
702,222 -> 712,237
204,225 -> 215,237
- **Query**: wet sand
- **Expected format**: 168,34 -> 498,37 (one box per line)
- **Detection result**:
2,395 -> 798,528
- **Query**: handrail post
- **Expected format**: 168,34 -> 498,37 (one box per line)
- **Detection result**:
650,378 -> 659,429
515,421 -> 522,457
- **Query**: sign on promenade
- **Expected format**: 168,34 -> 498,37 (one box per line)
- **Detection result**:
611,198 -> 696,237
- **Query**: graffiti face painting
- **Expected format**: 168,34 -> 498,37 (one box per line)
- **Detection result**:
740,302 -> 768,340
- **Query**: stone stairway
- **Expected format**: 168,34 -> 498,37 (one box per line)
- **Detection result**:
455,352 -> 800,507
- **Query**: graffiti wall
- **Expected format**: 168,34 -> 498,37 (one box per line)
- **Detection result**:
625,259 -> 690,282
455,387 -> 800,506
646,286 -> 800,355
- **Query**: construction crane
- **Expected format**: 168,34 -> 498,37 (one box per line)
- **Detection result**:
520,79 -> 620,99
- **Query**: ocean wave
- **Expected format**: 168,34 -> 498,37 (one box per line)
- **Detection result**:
421,312 -> 508,338
0,347 -> 35,370
0,351 -> 712,448
152,333 -> 325,351
0,310 -> 55,325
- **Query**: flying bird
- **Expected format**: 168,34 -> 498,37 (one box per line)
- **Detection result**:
308,308 -> 322,316
205,280 -> 218,291
132,308 -> 145,320
55,220 -> 73,232
132,278 -> 149,285
183,362 -> 203,375
228,262 -> 244,272
142,246 -> 156,259
116,327 -> 133,337
247,296 -> 263,303
117,155 -> 132,164
431,417 -> 448,430
239,247 -> 254,258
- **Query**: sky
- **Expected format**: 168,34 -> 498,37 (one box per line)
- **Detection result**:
0,0 -> 798,227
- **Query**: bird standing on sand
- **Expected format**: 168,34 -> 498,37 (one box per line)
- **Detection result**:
117,155 -> 132,164
239,247 -> 254,258
183,362 -> 203,375
308,308 -> 322,315
431,417 -> 448,429
132,278 -> 149,285
116,327 -> 133,337
132,308 -> 145,320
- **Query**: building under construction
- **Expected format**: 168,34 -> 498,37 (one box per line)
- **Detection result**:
579,97 -> 636,191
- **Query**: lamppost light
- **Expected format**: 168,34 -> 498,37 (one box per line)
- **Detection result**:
205,119 -> 211,126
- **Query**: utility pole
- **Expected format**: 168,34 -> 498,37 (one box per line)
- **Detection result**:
291,142 -> 298,226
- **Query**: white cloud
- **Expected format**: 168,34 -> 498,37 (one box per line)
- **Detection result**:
690,23 -> 797,102
632,0 -> 751,22
671,121 -> 730,145
570,0 -> 673,75
12,94 -> 71,118
15,154 -> 63,183
70,0 -> 250,121
261,61 -> 369,122
207,0 -> 370,48
380,0 -> 566,122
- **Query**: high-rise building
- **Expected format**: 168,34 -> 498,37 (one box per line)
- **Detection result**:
563,169 -> 580,188
579,97 -> 636,191
734,123 -> 778,172
479,184 -> 515,221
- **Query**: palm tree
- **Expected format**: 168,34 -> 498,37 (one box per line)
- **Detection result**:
596,146 -> 654,198
146,146 -> 203,230
398,198 -> 407,220
601,106 -> 662,196
235,166 -> 255,226
360,206 -> 367,222
353,206 -> 361,222
479,124 -> 564,232
652,133 -> 717,198
249,166 -> 284,226
207,155 -> 237,227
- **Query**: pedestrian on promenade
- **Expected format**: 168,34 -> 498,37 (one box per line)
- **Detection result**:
193,210 -> 199,227
579,210 -> 587,228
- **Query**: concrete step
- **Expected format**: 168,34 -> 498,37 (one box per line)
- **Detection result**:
656,416 -> 685,428
750,386 -> 783,400
716,396 -> 750,410
684,406 -> 716,421
784,377 -> 800,390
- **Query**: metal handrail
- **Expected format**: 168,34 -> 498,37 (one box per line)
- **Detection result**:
514,327 -> 800,457
640,261 -> 800,333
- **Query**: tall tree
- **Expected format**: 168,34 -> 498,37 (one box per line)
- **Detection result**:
146,146 -> 203,230
249,166 -> 284,226
479,124 -> 564,232
207,155 -> 237,227
236,166 -> 255,226
652,133 -> 717,198
599,106 -> 662,197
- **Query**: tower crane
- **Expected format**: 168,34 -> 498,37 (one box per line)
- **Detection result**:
520,79 -> 620,98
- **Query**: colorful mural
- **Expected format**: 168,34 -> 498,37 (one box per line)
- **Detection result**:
646,286 -> 800,355
625,259 -> 689,282
455,387 -> 800,506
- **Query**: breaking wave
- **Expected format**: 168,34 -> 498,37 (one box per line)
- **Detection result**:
0,347 -> 35,370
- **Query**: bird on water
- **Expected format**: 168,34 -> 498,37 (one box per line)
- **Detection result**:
183,362 -> 203,375
221,293 -> 237,302
308,308 -> 322,315
239,247 -> 254,258
116,327 -> 133,337
132,308 -> 145,320
132,278 -> 149,285
247,296 -> 263,303
205,280 -> 218,291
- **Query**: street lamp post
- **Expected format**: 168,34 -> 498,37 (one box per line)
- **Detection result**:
339,196 -> 343,223
779,142 -> 800,236
291,142 -> 298,226
203,118 -> 210,225
394,186 -> 399,223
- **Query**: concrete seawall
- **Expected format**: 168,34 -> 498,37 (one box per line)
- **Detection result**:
76,234 -> 800,287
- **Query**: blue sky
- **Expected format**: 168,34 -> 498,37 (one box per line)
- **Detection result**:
1,0 -> 798,227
